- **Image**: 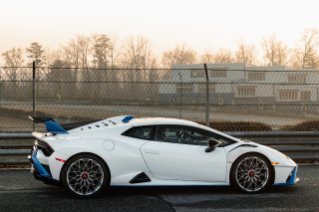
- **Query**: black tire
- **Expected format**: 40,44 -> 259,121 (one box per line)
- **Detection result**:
61,154 -> 109,199
230,153 -> 272,194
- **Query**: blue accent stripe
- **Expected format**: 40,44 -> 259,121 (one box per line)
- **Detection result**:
122,116 -> 134,123
273,166 -> 298,186
32,149 -> 51,178
32,149 -> 59,182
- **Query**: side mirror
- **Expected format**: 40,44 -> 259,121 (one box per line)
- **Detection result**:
205,139 -> 222,153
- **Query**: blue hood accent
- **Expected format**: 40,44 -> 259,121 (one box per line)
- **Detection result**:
122,116 -> 134,123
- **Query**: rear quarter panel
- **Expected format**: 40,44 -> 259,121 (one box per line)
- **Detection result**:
50,126 -> 151,181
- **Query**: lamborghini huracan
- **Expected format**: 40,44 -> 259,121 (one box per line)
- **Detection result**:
28,115 -> 298,198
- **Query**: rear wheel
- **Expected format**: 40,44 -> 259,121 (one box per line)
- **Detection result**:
230,154 -> 272,193
61,154 -> 109,198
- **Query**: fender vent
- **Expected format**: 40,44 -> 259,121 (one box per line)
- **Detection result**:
129,172 -> 151,184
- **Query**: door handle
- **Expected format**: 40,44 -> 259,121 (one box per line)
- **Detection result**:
144,149 -> 159,155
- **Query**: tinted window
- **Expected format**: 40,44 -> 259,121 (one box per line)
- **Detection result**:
155,126 -> 215,146
123,126 -> 154,140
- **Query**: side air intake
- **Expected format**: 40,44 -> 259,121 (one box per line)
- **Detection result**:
129,172 -> 151,184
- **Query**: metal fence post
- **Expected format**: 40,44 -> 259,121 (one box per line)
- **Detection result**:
204,63 -> 209,127
33,61 -> 36,131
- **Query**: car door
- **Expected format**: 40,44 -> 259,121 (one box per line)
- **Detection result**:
140,125 -> 227,182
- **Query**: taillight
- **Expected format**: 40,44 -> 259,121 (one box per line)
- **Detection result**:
35,140 -> 54,156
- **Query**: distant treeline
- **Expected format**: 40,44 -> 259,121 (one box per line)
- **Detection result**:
1,28 -> 319,70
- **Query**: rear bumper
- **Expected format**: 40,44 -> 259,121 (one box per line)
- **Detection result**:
29,146 -> 61,186
273,166 -> 299,186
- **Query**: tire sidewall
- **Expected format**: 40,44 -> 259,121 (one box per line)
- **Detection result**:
61,154 -> 109,199
230,153 -> 272,194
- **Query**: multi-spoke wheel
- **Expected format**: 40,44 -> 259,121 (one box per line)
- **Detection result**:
61,154 -> 109,198
230,154 -> 272,193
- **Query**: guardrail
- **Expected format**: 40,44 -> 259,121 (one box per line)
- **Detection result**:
0,133 -> 34,164
1,132 -> 319,164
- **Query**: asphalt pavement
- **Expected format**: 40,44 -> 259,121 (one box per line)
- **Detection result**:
1,165 -> 319,212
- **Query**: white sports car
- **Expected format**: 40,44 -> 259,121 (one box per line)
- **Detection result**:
28,115 -> 299,198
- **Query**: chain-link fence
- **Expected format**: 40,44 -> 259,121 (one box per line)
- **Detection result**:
2,63 -> 319,132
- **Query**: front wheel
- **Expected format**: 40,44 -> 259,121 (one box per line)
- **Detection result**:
61,154 -> 109,198
230,154 -> 272,193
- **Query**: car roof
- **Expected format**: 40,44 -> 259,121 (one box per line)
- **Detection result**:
130,117 -> 201,127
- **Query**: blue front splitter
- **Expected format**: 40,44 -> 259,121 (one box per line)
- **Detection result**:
273,166 -> 298,186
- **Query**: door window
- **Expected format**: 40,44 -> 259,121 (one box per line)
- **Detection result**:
155,126 -> 215,146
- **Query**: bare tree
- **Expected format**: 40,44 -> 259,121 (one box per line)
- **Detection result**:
260,34 -> 290,66
1,47 -> 24,81
214,48 -> 234,63
289,48 -> 303,69
120,35 -> 157,69
108,32 -> 121,68
1,47 -> 25,96
63,35 -> 90,69
118,35 -> 158,100
235,37 -> 258,64
294,28 -> 319,69
77,35 -> 90,69
43,47 -> 65,68
199,47 -> 214,63
161,44 -> 197,68
1,47 -> 25,68
63,38 -> 80,69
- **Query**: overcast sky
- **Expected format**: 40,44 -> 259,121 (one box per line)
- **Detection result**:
1,0 -> 319,65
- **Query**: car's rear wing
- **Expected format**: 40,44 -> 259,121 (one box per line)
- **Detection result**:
28,116 -> 69,134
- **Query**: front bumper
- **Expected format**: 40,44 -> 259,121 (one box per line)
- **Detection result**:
29,146 -> 61,186
273,166 -> 299,186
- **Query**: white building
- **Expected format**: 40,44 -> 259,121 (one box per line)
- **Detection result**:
159,63 -> 319,112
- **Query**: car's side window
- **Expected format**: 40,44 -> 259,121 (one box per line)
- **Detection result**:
155,125 -> 216,146
123,126 -> 155,140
